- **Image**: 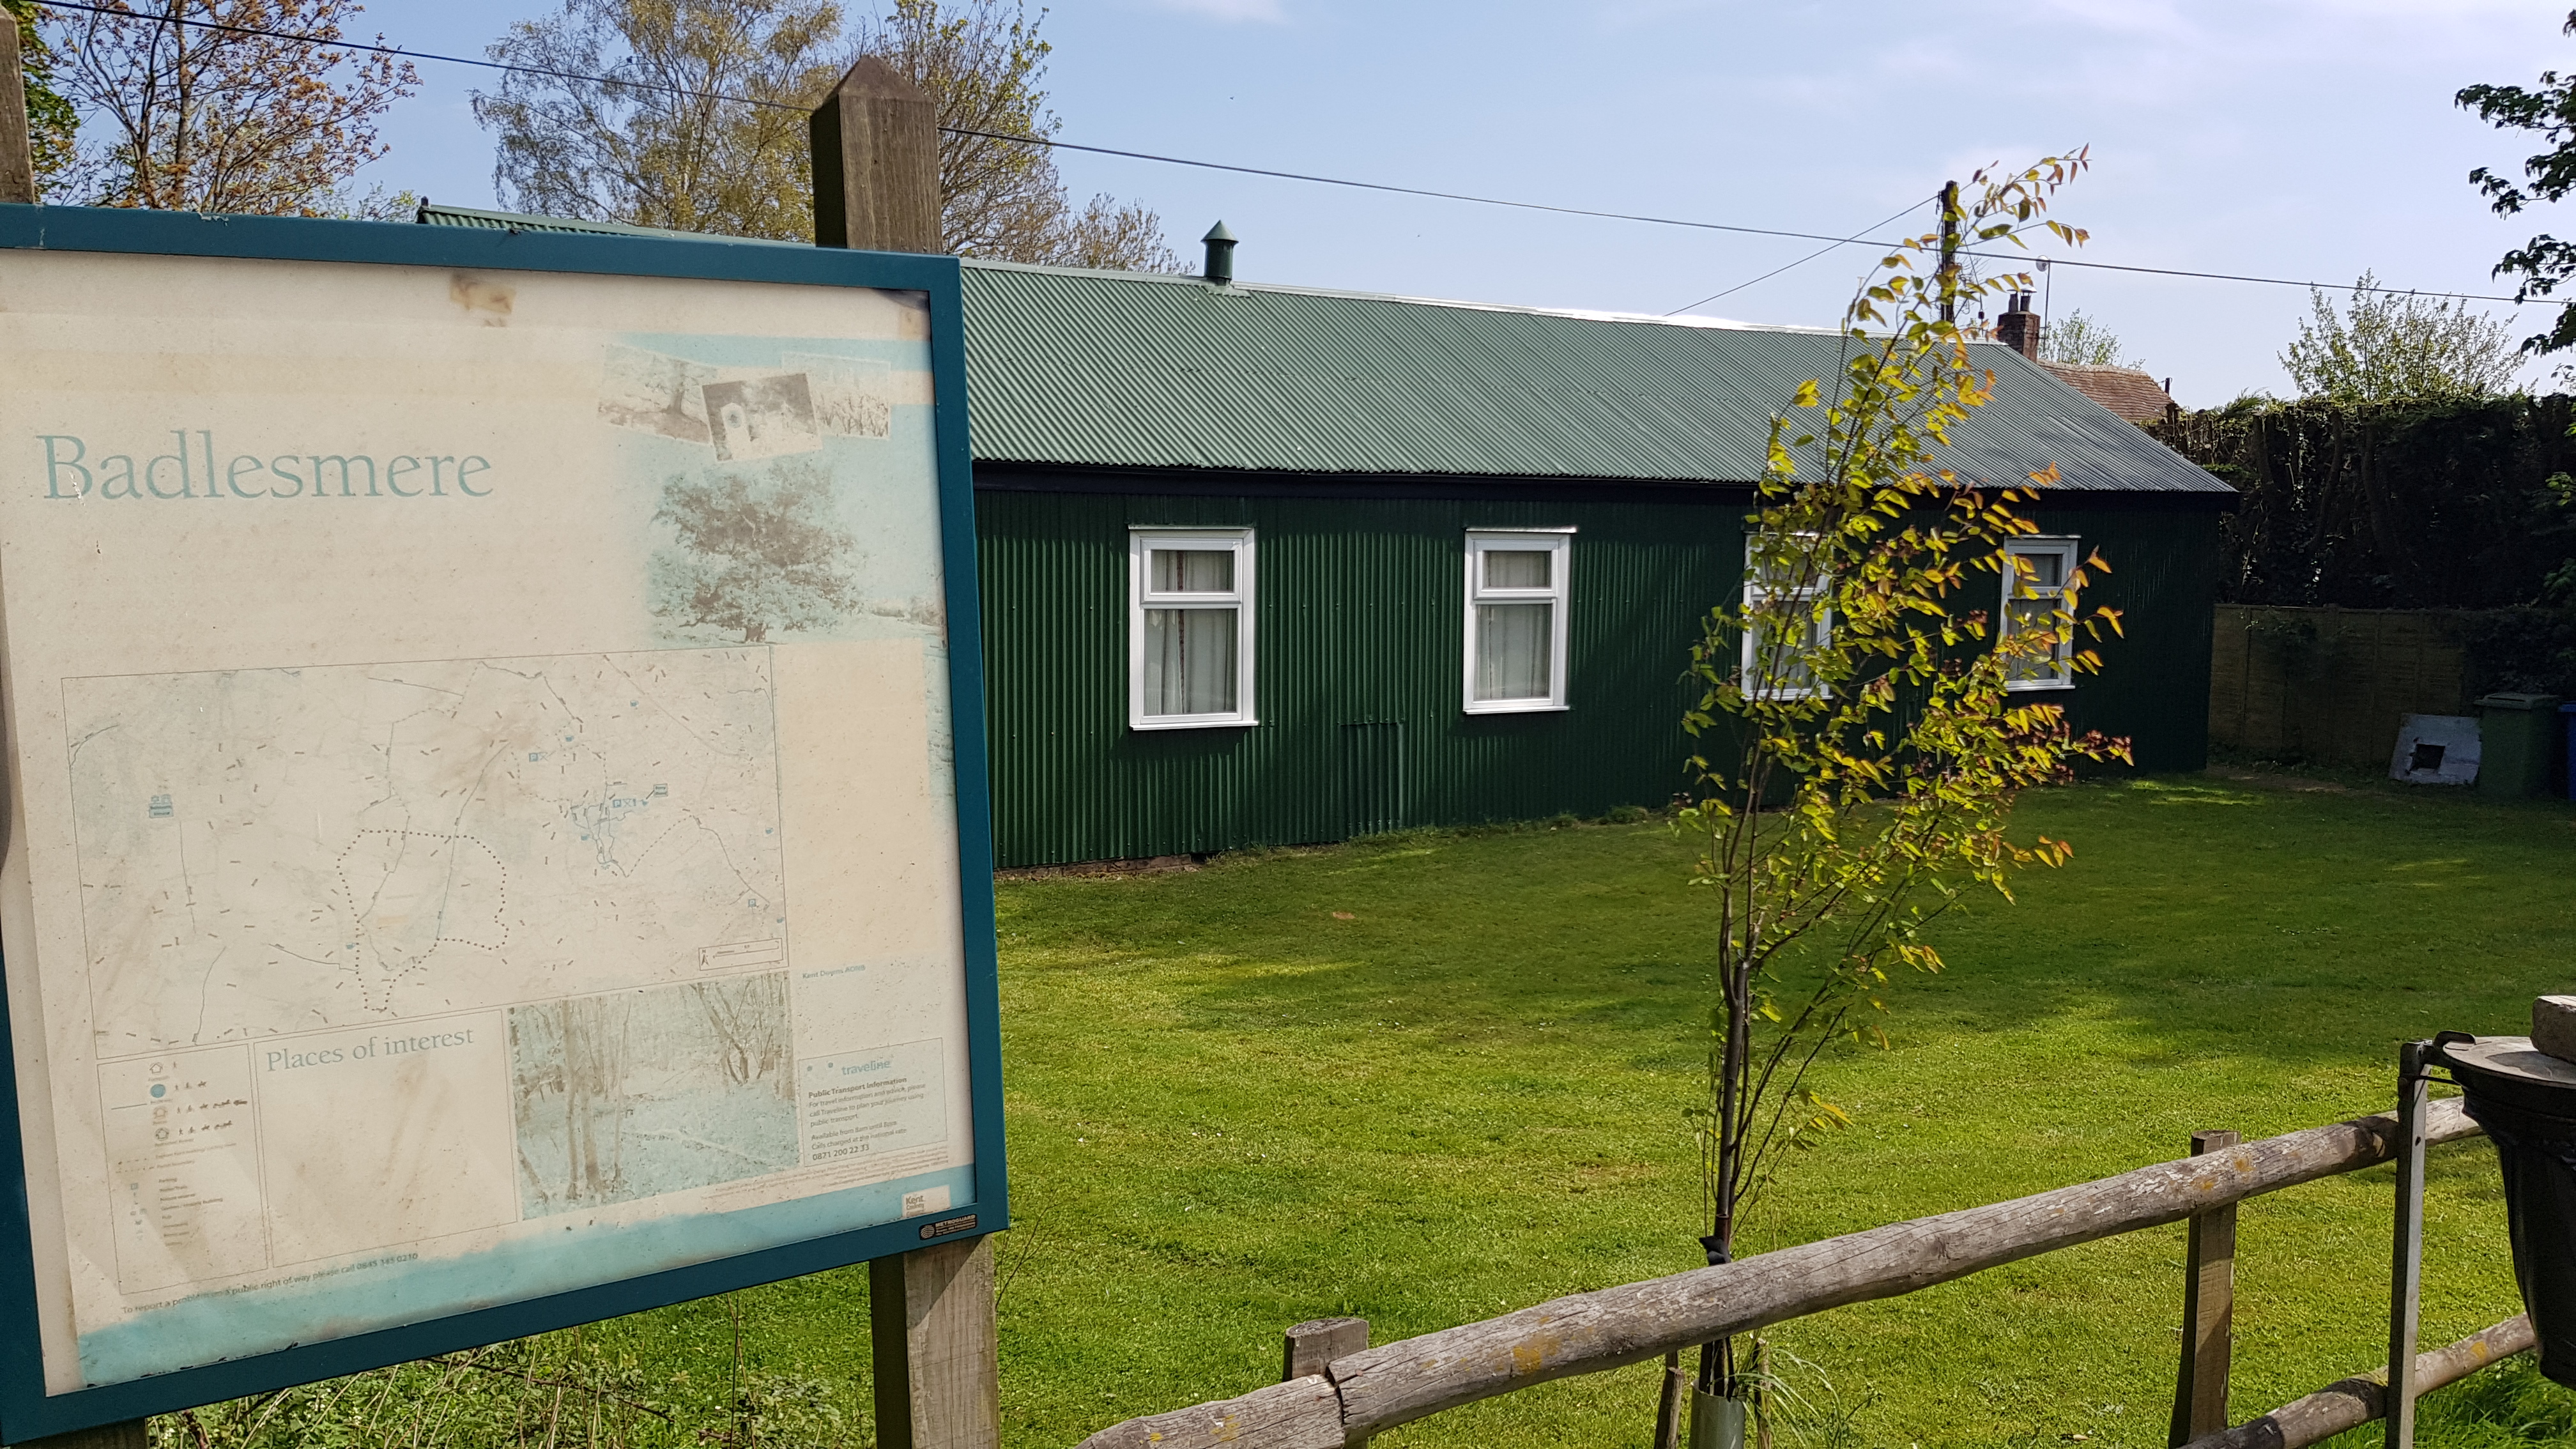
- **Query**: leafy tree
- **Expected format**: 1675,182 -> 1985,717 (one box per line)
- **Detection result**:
2278,270 -> 2520,402
858,0 -> 1176,268
475,0 -> 1177,269
39,0 -> 415,214
476,0 -> 840,243
1674,157 -> 2127,1424
2038,307 -> 2138,369
2459,10 -> 2576,357
648,461 -> 859,643
3,0 -> 79,195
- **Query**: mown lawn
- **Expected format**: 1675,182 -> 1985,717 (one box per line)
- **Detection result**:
160,772 -> 2576,1448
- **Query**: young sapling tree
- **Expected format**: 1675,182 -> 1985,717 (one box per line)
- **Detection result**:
1671,157 -> 2132,1438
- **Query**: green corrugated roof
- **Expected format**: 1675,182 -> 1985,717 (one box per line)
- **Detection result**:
415,202 -> 2225,493
415,200 -> 805,247
960,261 -> 2227,493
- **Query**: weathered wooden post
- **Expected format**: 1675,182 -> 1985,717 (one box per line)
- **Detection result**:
2168,1128 -> 2241,1446
1,6 -> 40,205
871,1235 -> 1001,1449
809,55 -> 940,253
812,64 -> 992,1449
1283,1317 -> 1368,1383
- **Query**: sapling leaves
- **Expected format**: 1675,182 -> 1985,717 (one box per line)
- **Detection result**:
1682,154 -> 2128,1269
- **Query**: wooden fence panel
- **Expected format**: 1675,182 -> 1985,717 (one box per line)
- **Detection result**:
2207,606 -> 2471,769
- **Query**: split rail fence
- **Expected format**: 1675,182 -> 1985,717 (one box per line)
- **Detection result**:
1075,1099 -> 2520,1449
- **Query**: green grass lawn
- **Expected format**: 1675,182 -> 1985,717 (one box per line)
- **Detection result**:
158,772 -> 2576,1449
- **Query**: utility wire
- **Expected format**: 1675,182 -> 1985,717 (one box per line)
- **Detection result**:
26,0 -> 1947,251
21,0 -> 2545,308
1665,196 -> 1935,315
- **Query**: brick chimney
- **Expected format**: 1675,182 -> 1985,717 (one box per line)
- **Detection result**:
1995,291 -> 2041,360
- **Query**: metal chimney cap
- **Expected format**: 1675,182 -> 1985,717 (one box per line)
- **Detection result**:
1201,222 -> 1238,285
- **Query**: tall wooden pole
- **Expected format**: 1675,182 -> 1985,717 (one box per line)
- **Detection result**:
1,10 -> 39,205
809,55 -> 940,253
1937,180 -> 1959,325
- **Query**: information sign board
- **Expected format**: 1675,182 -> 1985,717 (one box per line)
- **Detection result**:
0,206 -> 1004,1442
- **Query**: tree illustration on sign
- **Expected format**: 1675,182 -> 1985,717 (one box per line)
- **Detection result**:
648,460 -> 859,643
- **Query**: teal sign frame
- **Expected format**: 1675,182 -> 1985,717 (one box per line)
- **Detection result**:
0,203 -> 1006,1443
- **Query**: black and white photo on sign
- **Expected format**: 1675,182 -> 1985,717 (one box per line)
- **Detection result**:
783,353 -> 893,439
703,374 -> 822,463
597,344 -> 716,445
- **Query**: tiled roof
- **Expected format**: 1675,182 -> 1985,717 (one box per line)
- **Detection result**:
2041,364 -> 2178,424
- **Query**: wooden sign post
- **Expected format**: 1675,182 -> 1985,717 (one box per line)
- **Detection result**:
1,5 -> 38,204
809,59 -> 1000,1449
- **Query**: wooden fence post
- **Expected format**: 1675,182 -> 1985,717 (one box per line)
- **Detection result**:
1282,1317 -> 1367,1382
1,8 -> 39,205
871,1234 -> 1000,1449
808,55 -> 940,253
2169,1128 -> 2241,1447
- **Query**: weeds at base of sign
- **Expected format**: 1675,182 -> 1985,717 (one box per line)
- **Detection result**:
143,1298 -> 863,1449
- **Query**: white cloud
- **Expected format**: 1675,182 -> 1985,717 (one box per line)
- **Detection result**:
1144,0 -> 1287,20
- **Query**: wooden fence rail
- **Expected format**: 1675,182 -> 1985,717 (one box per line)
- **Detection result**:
1075,1100 -> 2486,1449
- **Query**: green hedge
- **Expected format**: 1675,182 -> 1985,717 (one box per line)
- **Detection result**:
2147,394 -> 2576,610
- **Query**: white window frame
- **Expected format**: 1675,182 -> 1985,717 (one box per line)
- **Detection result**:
1462,528 -> 1573,714
2000,534 -> 2080,691
1742,534 -> 1832,701
1128,528 -> 1257,730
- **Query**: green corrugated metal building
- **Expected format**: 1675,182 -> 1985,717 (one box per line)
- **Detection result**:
958,259 -> 2228,866
418,205 -> 2232,868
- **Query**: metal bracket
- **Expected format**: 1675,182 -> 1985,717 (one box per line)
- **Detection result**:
2387,1039 -> 2435,1449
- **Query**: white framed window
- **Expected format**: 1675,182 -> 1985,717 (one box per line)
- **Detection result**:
1463,529 -> 1572,713
1129,528 -> 1256,729
2000,535 -> 2079,691
1742,534 -> 1832,700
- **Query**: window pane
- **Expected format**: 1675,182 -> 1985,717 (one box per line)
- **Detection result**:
1747,622 -> 1820,695
2016,549 -> 2066,588
1143,607 -> 1238,715
1475,602 -> 1552,700
2004,597 -> 2062,681
1151,548 -> 1233,594
1483,548 -> 1551,590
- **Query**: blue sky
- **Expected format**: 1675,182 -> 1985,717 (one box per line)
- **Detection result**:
360,0 -> 2566,406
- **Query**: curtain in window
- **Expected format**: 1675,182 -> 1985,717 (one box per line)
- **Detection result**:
1144,607 -> 1238,715
1475,602 -> 1552,701
2004,597 -> 2061,683
1483,549 -> 1550,589
1152,549 -> 1233,593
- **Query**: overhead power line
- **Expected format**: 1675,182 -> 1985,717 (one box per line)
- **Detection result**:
1666,196 -> 1936,315
20,0 -> 2545,309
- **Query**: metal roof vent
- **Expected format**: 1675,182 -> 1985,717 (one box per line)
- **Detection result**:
1202,222 -> 1237,285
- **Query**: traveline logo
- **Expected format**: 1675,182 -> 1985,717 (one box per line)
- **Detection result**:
38,433 -> 496,500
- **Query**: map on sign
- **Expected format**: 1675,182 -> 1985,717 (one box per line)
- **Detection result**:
65,650 -> 790,1057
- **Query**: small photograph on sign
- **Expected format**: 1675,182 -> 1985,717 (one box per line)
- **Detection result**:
783,352 -> 893,440
508,972 -> 797,1217
597,344 -> 716,445
703,374 -> 821,463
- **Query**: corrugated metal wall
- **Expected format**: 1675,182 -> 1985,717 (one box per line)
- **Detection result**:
974,479 -> 2219,867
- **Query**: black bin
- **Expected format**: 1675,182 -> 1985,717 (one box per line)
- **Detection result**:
2440,1034 -> 2576,1386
